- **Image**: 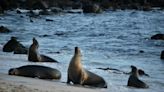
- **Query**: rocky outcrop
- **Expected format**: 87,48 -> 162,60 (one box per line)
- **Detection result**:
151,34 -> 164,40
82,3 -> 102,13
161,50 -> 164,59
3,37 -> 28,54
0,26 -> 11,33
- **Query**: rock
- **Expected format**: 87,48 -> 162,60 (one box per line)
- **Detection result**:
82,3 -> 102,13
39,10 -> 52,15
161,50 -> 164,59
151,34 -> 164,40
3,37 -> 28,54
50,7 -> 63,13
25,0 -> 49,10
0,26 -> 11,33
45,19 -> 53,22
0,6 -> 4,14
16,10 -> 22,14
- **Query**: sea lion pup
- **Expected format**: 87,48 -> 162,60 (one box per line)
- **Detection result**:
127,66 -> 149,88
67,47 -> 107,88
28,37 -> 58,62
9,65 -> 61,79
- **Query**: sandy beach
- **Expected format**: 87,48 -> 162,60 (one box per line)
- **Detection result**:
0,73 -> 105,92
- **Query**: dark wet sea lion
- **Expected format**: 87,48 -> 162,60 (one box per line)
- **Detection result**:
67,47 -> 107,88
28,37 -> 58,62
3,37 -> 28,54
127,66 -> 149,88
9,65 -> 61,79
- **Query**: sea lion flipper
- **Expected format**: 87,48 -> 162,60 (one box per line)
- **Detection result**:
40,54 -> 59,62
67,73 -> 71,84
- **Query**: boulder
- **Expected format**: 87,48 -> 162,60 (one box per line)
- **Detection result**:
151,34 -> 164,40
3,37 -> 28,54
0,26 -> 11,33
82,3 -> 102,13
161,50 -> 164,59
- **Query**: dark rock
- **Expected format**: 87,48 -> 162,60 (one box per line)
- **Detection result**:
39,10 -> 52,15
82,3 -> 102,13
3,37 -> 28,54
50,7 -> 63,13
16,9 -> 22,14
25,0 -> 49,10
45,19 -> 53,22
151,34 -> 164,40
161,50 -> 164,59
0,6 -> 4,14
139,50 -> 144,53
0,26 -> 11,33
20,15 -> 24,18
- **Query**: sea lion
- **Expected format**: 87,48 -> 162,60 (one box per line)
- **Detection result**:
127,65 -> 149,88
3,37 -> 28,54
28,37 -> 58,62
67,47 -> 107,88
9,65 -> 61,79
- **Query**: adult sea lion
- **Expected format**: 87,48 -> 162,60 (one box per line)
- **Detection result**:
127,66 -> 149,88
9,65 -> 61,79
28,37 -> 58,62
67,47 -> 107,88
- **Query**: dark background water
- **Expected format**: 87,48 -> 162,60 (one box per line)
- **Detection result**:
0,10 -> 164,92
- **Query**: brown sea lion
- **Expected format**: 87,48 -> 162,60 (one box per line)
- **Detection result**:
9,65 -> 61,79
28,37 -> 58,62
127,66 -> 149,88
67,47 -> 107,88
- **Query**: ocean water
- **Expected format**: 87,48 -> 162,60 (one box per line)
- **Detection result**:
0,9 -> 164,92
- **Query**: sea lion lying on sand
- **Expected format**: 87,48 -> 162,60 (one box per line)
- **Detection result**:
9,65 -> 61,79
67,47 -> 107,88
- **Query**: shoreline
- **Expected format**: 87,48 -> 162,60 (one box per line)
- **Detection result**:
0,73 -> 105,92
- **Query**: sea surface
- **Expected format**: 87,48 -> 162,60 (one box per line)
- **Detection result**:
0,9 -> 164,92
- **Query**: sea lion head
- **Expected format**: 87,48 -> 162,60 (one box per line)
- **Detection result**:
8,68 -> 19,75
74,47 -> 81,56
33,37 -> 38,45
130,65 -> 138,77
11,36 -> 17,40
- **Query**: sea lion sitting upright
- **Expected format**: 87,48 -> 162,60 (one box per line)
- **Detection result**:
9,65 -> 61,79
127,65 -> 149,88
28,37 -> 58,62
67,47 -> 107,88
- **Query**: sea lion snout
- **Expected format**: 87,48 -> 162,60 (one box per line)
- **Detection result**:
74,47 -> 82,56
8,68 -> 18,75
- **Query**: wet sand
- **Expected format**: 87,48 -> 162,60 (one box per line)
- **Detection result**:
0,73 -> 105,92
